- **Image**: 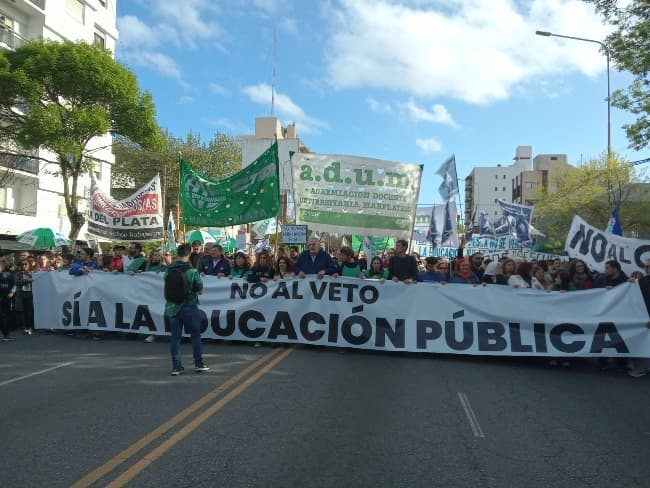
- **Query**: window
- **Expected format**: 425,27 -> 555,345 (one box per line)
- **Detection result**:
551,156 -> 558,161
494,186 -> 498,191
502,187 -> 506,191
94,31 -> 105,48
94,162 -> 103,181
503,175 -> 506,179
65,0 -> 84,23
495,175 -> 498,179
525,182 -> 538,189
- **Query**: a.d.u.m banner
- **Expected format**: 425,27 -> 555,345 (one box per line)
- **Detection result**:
87,174 -> 163,241
180,142 -> 280,226
291,153 -> 422,239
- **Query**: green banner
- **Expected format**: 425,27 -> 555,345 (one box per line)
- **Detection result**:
180,142 -> 280,226
351,235 -> 395,252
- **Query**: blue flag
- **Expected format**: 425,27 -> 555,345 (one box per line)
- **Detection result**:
426,201 -> 458,247
166,210 -> 177,251
606,209 -> 622,236
465,205 -> 477,241
436,154 -> 458,202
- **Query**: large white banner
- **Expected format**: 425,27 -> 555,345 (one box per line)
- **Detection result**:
565,215 -> 649,275
291,153 -> 422,239
88,175 -> 163,241
34,272 -> 650,357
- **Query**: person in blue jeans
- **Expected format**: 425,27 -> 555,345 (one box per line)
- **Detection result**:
164,243 -> 209,376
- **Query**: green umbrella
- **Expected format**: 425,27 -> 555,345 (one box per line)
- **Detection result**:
16,228 -> 72,248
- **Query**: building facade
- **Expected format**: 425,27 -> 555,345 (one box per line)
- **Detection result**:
0,0 -> 118,240
464,146 -> 569,226
236,117 -> 310,224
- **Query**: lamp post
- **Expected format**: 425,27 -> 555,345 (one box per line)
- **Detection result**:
536,30 -> 611,158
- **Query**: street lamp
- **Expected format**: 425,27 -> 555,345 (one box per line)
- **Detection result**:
536,30 -> 611,158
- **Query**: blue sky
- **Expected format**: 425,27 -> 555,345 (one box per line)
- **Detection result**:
115,0 -> 649,206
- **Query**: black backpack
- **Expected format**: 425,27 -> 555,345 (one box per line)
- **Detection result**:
164,268 -> 193,303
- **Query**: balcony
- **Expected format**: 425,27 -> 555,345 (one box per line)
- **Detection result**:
0,27 -> 27,50
0,152 -> 40,174
28,0 -> 46,10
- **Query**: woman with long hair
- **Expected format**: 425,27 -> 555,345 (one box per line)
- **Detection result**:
145,250 -> 166,273
230,252 -> 251,279
275,256 -> 295,279
568,259 -> 593,290
509,261 -> 533,288
248,251 -> 275,283
531,265 -> 552,291
365,256 -> 388,280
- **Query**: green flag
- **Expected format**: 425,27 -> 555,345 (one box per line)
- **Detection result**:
180,142 -> 280,226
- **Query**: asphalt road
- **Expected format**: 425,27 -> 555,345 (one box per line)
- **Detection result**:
1,333 -> 649,488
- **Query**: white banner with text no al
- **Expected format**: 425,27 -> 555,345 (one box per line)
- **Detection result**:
33,272 -> 650,357
565,215 -> 650,275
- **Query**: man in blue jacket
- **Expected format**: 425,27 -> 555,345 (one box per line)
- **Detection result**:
199,244 -> 230,277
294,237 -> 338,279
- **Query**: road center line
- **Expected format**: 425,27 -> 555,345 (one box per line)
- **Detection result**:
70,348 -> 284,488
458,392 -> 485,438
0,362 -> 74,387
105,347 -> 295,488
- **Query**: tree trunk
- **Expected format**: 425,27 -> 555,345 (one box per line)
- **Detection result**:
60,157 -> 86,241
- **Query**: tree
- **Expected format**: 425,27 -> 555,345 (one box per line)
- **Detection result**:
112,129 -> 242,226
0,40 -> 161,239
532,153 -> 650,239
586,0 -> 650,149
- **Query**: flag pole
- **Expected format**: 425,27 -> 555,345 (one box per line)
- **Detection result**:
177,153 -> 183,243
407,165 -> 424,253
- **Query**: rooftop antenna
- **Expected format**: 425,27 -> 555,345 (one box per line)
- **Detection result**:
271,25 -> 276,116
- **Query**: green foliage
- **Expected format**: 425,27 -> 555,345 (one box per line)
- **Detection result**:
112,129 -> 242,226
586,0 -> 650,149
0,39 -> 162,239
532,153 -> 650,238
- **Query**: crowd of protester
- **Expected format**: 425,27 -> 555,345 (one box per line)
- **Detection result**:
1,237 -> 649,376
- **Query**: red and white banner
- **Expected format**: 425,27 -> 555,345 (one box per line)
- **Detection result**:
87,175 -> 163,241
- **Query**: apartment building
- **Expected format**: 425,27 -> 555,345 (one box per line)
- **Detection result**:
0,0 -> 118,240
464,146 -> 569,225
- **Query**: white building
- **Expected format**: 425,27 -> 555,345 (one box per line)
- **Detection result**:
464,146 -> 569,225
0,0 -> 118,241
236,117 -> 310,223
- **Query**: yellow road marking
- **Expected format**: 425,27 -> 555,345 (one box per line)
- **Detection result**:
105,347 -> 295,488
70,348 -> 284,488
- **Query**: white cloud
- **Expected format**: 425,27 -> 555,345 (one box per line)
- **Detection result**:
153,0 -> 222,47
205,117 -> 249,134
209,82 -> 230,96
117,15 -> 158,49
401,98 -> 458,127
251,0 -> 290,14
116,1 -> 225,81
325,0 -> 611,104
279,18 -> 299,37
128,51 -> 182,79
179,95 -> 194,105
416,137 -> 442,153
242,83 -> 328,134
366,96 -> 392,113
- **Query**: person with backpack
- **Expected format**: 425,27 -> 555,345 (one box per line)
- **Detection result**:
164,244 -> 209,376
